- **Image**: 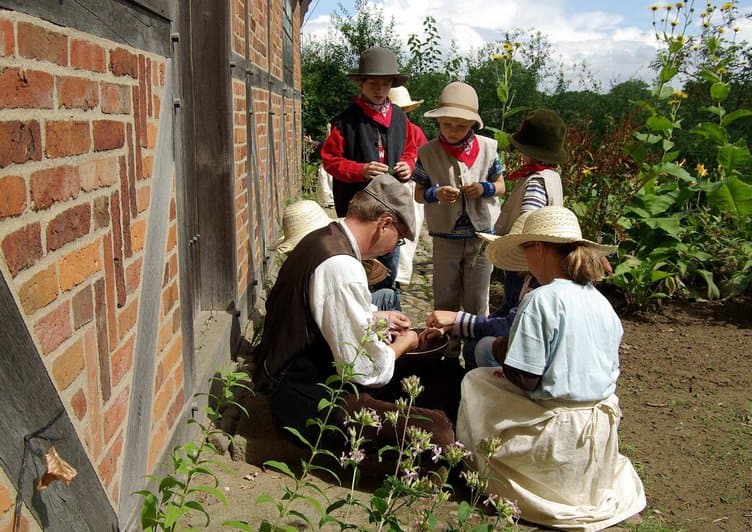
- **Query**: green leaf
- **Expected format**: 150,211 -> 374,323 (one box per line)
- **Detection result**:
187,484 -> 227,504
710,82 -> 730,102
503,106 -> 527,119
707,176 -> 752,217
223,520 -> 254,531
457,500 -> 473,523
163,505 -> 190,529
644,217 -> 683,239
254,493 -> 276,505
696,69 -> 721,84
655,162 -> 693,183
659,66 -> 677,83
646,115 -> 674,132
696,269 -> 720,299
184,500 -> 211,526
657,84 -> 674,100
690,122 -> 727,145
263,460 -> 296,479
721,109 -> 752,128
718,145 -> 751,173
634,132 -> 661,144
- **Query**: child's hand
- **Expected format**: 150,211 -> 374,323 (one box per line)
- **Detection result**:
392,161 -> 411,181
462,182 -> 483,199
437,186 -> 461,204
362,161 -> 389,180
426,310 -> 458,329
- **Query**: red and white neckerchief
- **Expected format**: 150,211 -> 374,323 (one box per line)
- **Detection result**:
506,162 -> 557,181
438,131 -> 480,167
353,96 -> 393,128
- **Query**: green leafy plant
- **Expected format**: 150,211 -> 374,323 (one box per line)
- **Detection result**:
135,370 -> 253,531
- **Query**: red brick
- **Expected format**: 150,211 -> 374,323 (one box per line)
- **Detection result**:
0,67 -> 54,109
17,22 -> 67,65
57,75 -> 99,110
0,19 -> 13,57
117,296 -> 138,340
0,175 -> 26,219
109,192 -> 127,307
136,183 -> 150,213
142,155 -> 153,178
71,387 -> 87,420
70,39 -> 106,72
101,82 -> 131,114
109,48 -> 137,78
99,431 -> 123,488
1,222 -> 42,276
0,482 -> 13,514
125,122 -> 137,217
45,120 -> 90,158
30,165 -> 80,210
79,156 -> 118,192
93,195 -> 110,229
103,385 -> 128,444
18,263 -> 57,314
0,119 -> 42,168
52,337 -> 84,390
93,120 -> 125,151
102,235 -> 117,348
34,301 -> 71,355
93,278 -> 111,402
125,256 -> 142,292
59,239 -> 101,292
46,203 -> 91,252
110,332 -> 134,387
72,284 -> 93,329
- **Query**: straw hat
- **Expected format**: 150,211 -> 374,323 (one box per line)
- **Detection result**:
485,207 -> 617,271
424,82 -> 483,129
510,109 -> 567,164
388,86 -> 423,112
347,47 -> 408,87
270,200 -> 333,255
476,210 -> 531,246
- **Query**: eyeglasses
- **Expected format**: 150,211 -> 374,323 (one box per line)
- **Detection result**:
394,223 -> 405,247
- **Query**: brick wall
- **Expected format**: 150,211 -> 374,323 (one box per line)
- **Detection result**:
0,9 -> 176,508
0,471 -> 41,531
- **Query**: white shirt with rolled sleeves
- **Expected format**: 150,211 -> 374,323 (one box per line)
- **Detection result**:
308,220 -> 396,387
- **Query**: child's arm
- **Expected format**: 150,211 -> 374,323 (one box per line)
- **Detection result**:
413,159 -> 461,204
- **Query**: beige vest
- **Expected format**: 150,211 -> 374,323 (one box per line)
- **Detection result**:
419,136 -> 501,235
494,169 -> 563,235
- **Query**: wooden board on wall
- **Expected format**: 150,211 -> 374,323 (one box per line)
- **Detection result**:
0,275 -> 118,531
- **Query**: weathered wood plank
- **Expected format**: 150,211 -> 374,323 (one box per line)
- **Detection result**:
0,274 -> 118,531
0,0 -> 171,56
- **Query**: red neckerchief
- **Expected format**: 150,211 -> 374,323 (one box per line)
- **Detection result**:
353,96 -> 392,128
506,162 -> 558,181
438,131 -> 479,167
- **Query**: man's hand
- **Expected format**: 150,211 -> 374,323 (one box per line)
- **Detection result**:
391,329 -> 419,358
392,161 -> 411,181
375,310 -> 411,332
362,161 -> 389,180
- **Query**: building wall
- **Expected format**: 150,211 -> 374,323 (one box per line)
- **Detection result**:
0,0 -> 305,528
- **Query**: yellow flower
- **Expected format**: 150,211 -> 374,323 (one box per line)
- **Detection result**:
696,163 -> 708,177
491,54 -> 505,61
582,167 -> 595,176
675,2 -> 685,7
721,2 -> 734,10
673,90 -> 688,99
651,4 -> 659,11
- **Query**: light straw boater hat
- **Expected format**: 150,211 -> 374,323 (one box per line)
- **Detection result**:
347,47 -> 408,87
423,81 -> 483,129
388,86 -> 423,113
476,212 -> 532,272
486,206 -> 617,271
270,200 -> 333,255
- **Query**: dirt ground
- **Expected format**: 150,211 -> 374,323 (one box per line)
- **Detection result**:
181,231 -> 752,531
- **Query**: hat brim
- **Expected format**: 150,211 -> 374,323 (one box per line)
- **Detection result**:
424,107 -> 483,129
475,232 -> 499,244
347,73 -> 408,87
509,136 -> 568,164
486,233 -> 617,272
269,233 -> 304,255
399,99 -> 424,112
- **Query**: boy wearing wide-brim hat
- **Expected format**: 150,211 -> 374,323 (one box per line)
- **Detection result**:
412,81 -> 505,368
320,47 -> 418,305
493,108 -> 567,315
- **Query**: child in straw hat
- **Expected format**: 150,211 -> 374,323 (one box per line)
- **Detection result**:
457,206 -> 645,531
388,85 -> 428,286
413,81 -> 505,363
494,108 -> 566,315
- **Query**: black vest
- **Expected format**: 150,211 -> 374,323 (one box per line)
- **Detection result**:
254,223 -> 358,384
330,103 -> 408,216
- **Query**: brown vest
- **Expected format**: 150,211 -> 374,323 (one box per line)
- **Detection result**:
255,222 -> 358,382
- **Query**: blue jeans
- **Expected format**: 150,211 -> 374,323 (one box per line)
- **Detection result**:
474,336 -> 502,368
371,288 -> 401,311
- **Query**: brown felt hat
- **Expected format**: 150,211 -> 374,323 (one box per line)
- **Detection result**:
510,109 -> 568,164
362,174 -> 416,241
347,47 -> 408,87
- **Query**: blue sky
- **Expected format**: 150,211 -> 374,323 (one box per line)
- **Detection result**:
302,0 -> 752,90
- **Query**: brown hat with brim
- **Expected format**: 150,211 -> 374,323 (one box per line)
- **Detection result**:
510,109 -> 568,164
347,47 -> 408,87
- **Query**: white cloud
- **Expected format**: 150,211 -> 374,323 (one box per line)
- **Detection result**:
302,1 -> 751,92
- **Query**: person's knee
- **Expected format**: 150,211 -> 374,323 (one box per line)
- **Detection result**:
474,336 -> 500,367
